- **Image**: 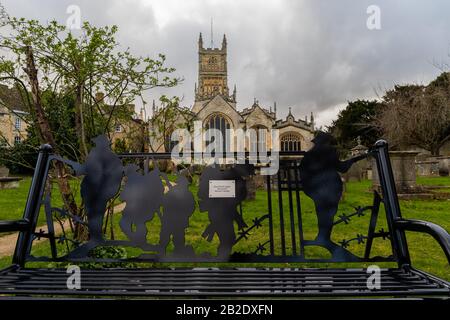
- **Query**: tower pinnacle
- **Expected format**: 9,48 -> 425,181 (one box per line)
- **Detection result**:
210,18 -> 213,48
198,32 -> 203,49
222,34 -> 227,49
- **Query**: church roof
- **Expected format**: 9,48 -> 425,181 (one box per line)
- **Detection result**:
239,101 -> 276,120
194,94 -> 241,120
152,104 -> 195,120
0,84 -> 29,113
273,107 -> 314,131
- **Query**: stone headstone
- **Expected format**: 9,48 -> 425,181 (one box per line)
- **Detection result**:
0,166 -> 9,177
345,138 -> 369,182
367,169 -> 373,180
437,156 -> 450,176
416,158 -> 439,176
344,161 -> 365,182
0,177 -> 21,189
372,151 -> 419,193
350,137 -> 368,156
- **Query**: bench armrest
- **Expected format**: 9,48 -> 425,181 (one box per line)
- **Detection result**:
394,219 -> 450,264
0,220 -> 30,233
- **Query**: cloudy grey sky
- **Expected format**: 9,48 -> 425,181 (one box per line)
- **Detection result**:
2,0 -> 450,127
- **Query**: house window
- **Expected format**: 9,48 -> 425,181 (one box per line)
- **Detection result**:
280,133 -> 302,152
115,124 -> 122,133
15,117 -> 21,130
14,136 -> 21,144
204,113 -> 231,152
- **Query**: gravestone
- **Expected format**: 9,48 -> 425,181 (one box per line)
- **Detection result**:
0,166 -> 22,189
416,158 -> 439,176
437,156 -> 450,176
372,151 -> 419,194
0,166 -> 9,177
344,138 -> 368,182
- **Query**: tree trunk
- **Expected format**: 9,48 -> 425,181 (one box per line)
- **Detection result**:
430,145 -> 440,156
75,83 -> 89,160
24,46 -> 85,241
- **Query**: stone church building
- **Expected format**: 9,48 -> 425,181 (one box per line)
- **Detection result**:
149,33 -> 315,153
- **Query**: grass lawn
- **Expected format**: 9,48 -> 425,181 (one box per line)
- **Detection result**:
417,176 -> 450,186
0,177 -> 36,223
0,176 -> 81,228
0,175 -> 449,281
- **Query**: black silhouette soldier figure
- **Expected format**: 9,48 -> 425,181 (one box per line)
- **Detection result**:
63,135 -> 123,258
119,162 -> 164,250
198,165 -> 253,260
158,173 -> 195,256
299,131 -> 365,260
79,135 -> 123,243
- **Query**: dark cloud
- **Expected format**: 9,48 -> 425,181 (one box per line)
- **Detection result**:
2,0 -> 450,127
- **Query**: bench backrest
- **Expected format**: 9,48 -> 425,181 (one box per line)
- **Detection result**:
12,136 -> 410,267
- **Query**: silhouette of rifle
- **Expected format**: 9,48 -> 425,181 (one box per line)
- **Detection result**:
52,156 -> 86,176
338,154 -> 368,173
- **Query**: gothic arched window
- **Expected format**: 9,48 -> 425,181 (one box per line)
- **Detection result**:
250,125 -> 268,153
280,132 -> 302,152
205,113 -> 231,152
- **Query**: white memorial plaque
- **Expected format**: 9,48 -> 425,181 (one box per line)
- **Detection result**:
209,180 -> 236,198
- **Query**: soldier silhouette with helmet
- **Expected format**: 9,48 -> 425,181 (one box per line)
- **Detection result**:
299,131 -> 365,260
78,135 -> 124,243
63,135 -> 124,258
158,173 -> 195,256
119,162 -> 164,250
198,165 -> 253,259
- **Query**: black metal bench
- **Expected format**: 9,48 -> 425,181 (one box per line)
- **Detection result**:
0,135 -> 449,299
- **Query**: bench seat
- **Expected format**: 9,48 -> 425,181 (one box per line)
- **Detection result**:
0,266 -> 448,298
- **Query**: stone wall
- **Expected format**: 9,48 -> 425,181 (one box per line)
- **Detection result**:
0,110 -> 29,146
416,159 -> 439,176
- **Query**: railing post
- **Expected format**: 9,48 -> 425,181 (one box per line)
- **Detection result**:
13,144 -> 52,267
373,140 -> 411,267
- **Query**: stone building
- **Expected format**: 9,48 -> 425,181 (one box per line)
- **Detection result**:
0,85 -> 29,146
94,92 -> 149,153
0,86 -> 148,153
149,33 -> 315,152
110,116 -> 149,152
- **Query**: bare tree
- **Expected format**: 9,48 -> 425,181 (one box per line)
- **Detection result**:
374,75 -> 450,155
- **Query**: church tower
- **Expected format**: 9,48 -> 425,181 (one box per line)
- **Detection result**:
195,33 -> 235,104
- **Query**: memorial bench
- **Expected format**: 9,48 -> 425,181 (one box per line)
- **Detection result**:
0,135 -> 449,299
